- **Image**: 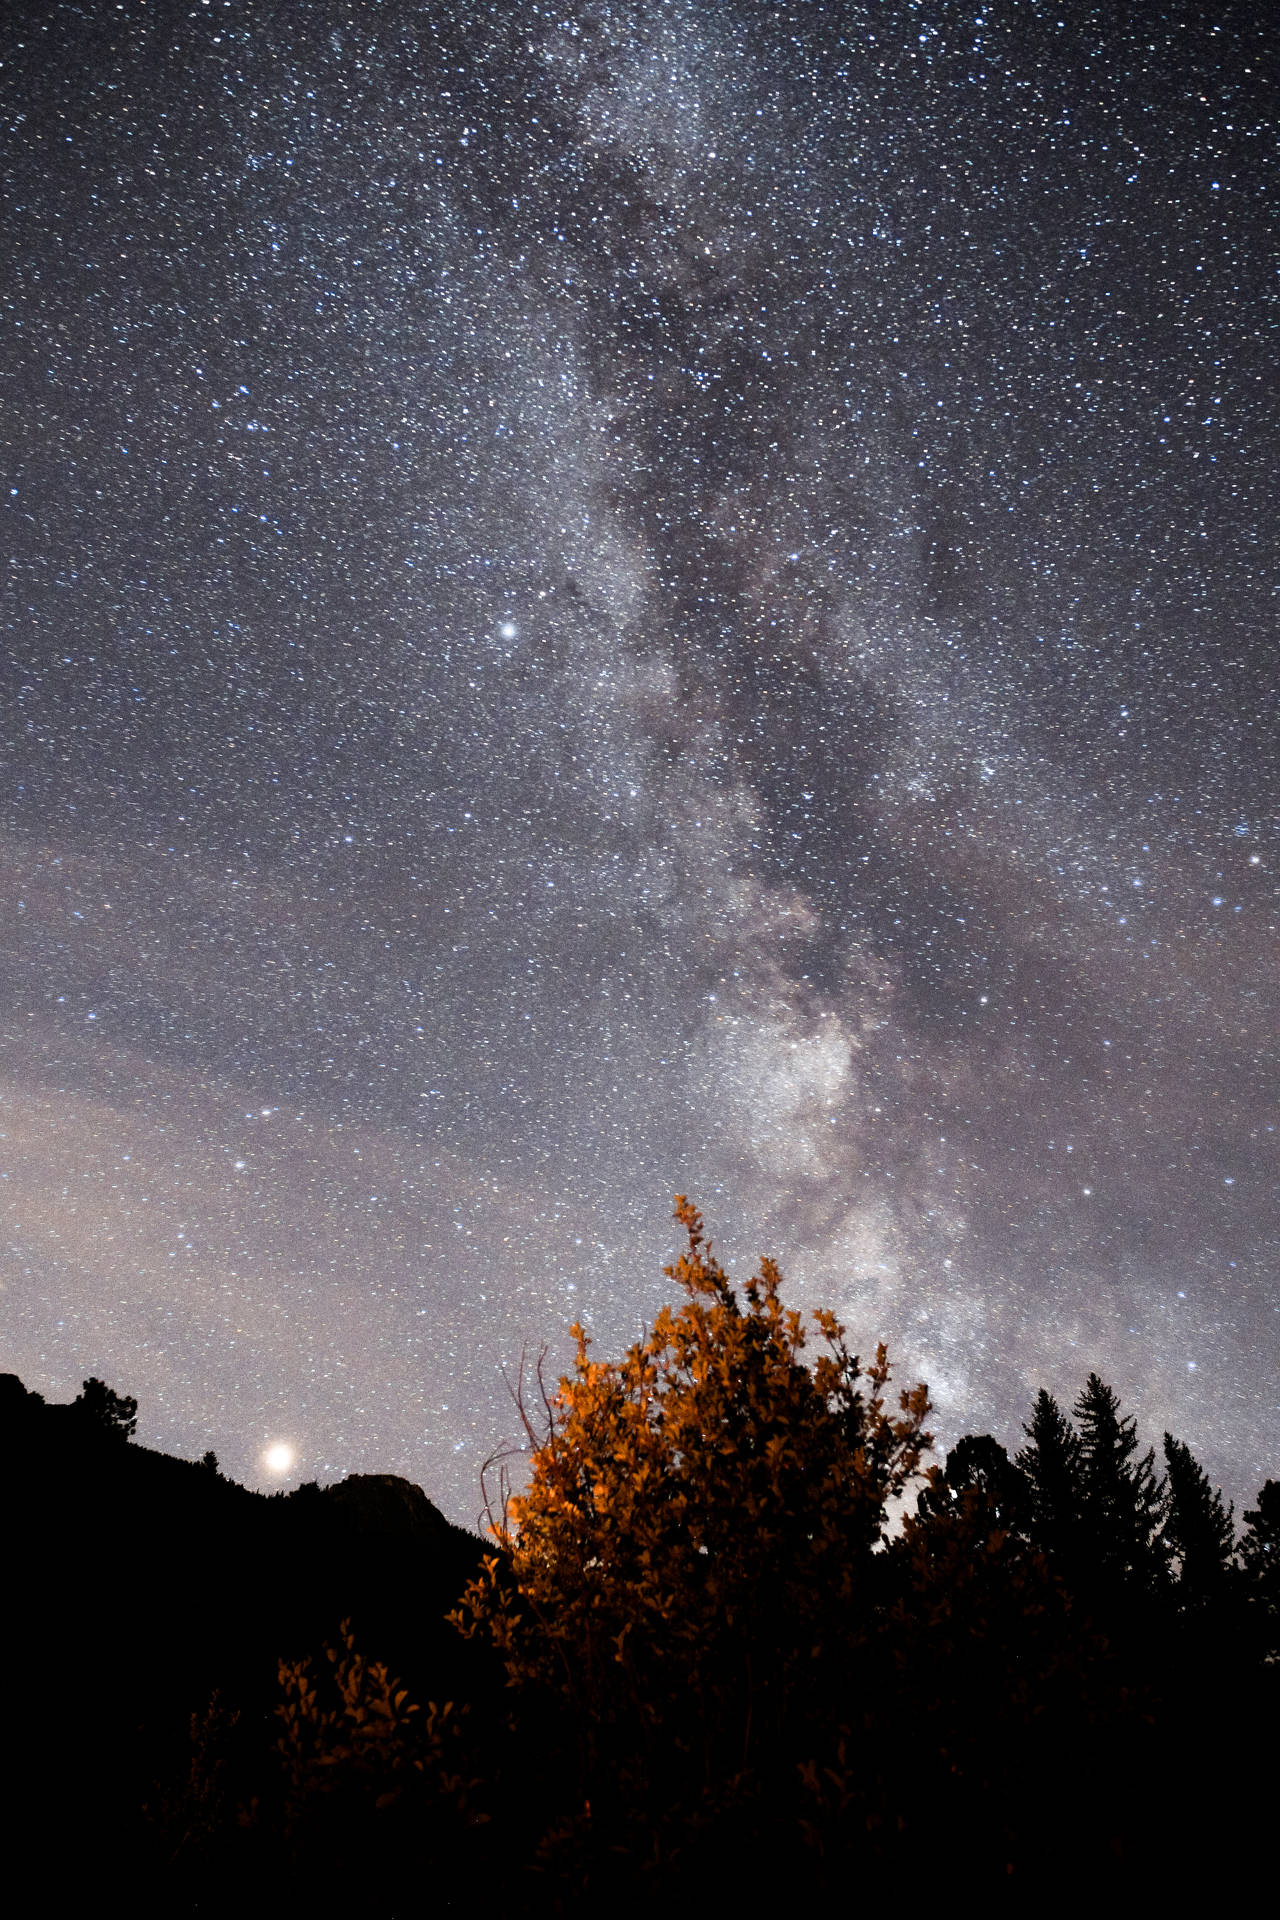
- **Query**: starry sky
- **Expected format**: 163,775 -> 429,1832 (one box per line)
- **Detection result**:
3,0 -> 1276,1523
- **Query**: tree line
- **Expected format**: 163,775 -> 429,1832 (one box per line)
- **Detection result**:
4,1202 -> 1277,1911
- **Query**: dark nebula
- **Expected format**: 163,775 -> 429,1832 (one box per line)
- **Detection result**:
2,0 -> 1276,1518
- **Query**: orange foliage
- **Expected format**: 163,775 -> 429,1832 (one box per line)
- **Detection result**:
455,1198 -> 931,1818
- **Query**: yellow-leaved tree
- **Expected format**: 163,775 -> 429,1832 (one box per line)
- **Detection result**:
453,1197 -> 931,1876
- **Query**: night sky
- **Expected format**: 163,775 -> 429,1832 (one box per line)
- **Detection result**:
3,0 -> 1276,1522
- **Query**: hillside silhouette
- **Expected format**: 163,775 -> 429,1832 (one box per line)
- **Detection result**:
3,1204 -> 1278,1912
0,1371 -> 491,1908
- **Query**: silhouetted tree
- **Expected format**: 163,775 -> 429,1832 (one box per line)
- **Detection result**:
1015,1389 -> 1083,1570
919,1433 -> 1030,1536
1239,1480 -> 1280,1650
1240,1482 -> 1280,1580
1161,1435 -> 1234,1606
1074,1375 -> 1167,1597
73,1376 -> 138,1440
895,1434 -> 1132,1882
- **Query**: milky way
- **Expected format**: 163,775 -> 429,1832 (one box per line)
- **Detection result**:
3,1 -> 1276,1521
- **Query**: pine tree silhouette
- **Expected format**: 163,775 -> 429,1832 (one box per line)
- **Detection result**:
1161,1435 -> 1234,1606
1073,1375 -> 1167,1596
1015,1389 -> 1083,1571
